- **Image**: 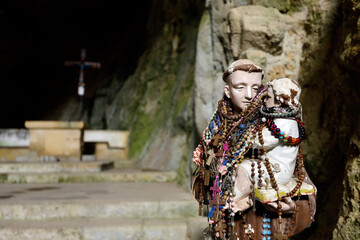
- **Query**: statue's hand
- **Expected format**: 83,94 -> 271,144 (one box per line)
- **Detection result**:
264,197 -> 296,213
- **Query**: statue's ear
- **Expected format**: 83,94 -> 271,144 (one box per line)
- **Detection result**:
224,84 -> 230,98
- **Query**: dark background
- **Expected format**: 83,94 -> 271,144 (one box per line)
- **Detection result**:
0,0 -> 151,128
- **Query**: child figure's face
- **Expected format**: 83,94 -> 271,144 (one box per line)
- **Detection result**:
265,86 -> 281,108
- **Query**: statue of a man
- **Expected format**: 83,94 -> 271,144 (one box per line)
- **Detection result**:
192,60 -> 316,239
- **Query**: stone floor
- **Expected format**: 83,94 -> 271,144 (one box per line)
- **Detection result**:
0,174 -> 208,239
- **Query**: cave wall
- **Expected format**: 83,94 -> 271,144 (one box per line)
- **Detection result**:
192,0 -> 360,239
88,1 -> 204,185
39,0 -> 359,238
331,0 -> 360,239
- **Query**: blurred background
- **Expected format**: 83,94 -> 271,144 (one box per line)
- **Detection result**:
0,0 -> 360,239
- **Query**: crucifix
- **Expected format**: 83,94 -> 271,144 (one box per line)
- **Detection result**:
214,221 -> 224,239
206,149 -> 216,166
209,193 -> 226,222
210,180 -> 221,201
212,134 -> 222,146
64,48 -> 101,97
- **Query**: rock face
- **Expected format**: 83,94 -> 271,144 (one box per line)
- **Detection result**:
49,0 -> 360,238
194,3 -> 307,134
94,0 -> 204,176
331,0 -> 360,239
194,0 -> 359,239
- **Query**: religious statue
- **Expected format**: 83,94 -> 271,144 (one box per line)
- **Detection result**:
191,59 -> 316,240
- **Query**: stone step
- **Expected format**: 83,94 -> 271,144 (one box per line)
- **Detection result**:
0,182 -> 197,220
0,217 -> 208,240
0,161 -> 114,173
113,159 -> 136,168
0,168 -> 176,184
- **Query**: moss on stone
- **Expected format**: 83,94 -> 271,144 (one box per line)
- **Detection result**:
0,174 -> 8,183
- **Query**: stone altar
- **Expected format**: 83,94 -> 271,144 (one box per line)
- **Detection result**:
25,121 -> 84,161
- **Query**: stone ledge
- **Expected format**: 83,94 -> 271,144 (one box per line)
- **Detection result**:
0,218 -> 203,240
0,200 -> 197,220
0,161 -> 114,173
84,130 -> 129,148
25,121 -> 84,129
0,169 -> 177,184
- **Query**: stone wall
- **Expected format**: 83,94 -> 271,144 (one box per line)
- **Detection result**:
193,0 -> 359,239
92,0 -> 204,179
331,0 -> 360,239
49,1 -> 360,238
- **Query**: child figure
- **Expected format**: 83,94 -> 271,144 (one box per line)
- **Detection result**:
233,77 -> 316,212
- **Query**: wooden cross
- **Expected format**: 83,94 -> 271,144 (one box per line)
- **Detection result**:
204,169 -> 211,186
210,180 -> 221,201
65,48 -> 101,97
212,134 -> 222,146
209,193 -> 226,222
214,221 -> 224,239
216,149 -> 224,158
200,166 -> 211,186
206,149 -> 216,166
273,232 -> 289,240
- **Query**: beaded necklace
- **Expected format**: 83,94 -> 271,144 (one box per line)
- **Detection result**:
258,123 -> 306,236
265,118 -> 305,145
260,105 -> 299,118
203,90 -> 268,239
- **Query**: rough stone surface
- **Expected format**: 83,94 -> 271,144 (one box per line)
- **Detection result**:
83,130 -> 129,148
333,153 -> 360,239
25,121 -> 84,129
193,3 -> 308,138
0,129 -> 29,147
0,182 -> 197,220
194,10 -> 224,135
35,1 -> 360,238
0,182 -> 202,240
27,128 -> 82,161
0,168 -> 177,184
330,3 -> 360,239
0,219 -> 195,240
98,1 -> 204,176
0,161 -> 113,173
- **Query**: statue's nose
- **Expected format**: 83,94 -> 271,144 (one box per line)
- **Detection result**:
245,86 -> 252,99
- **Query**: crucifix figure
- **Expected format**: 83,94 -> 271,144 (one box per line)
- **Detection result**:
209,193 -> 226,222
206,149 -> 216,166
64,48 -> 101,97
214,221 -> 224,239
212,134 -> 222,146
210,180 -> 221,201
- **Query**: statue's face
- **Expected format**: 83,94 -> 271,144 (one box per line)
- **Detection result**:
265,86 -> 281,108
224,71 -> 262,113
